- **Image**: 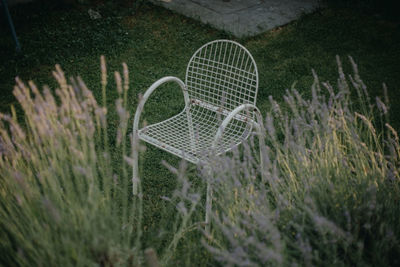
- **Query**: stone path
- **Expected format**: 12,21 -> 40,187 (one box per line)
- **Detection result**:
150,0 -> 322,37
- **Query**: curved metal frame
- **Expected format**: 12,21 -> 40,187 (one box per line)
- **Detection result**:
185,40 -> 259,117
185,39 -> 259,106
212,104 -> 264,149
132,41 -> 265,231
132,76 -> 188,195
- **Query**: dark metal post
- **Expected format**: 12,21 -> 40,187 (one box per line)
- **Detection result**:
1,0 -> 21,52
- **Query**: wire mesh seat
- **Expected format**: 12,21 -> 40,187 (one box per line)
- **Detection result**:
138,104 -> 252,164
132,40 -> 266,231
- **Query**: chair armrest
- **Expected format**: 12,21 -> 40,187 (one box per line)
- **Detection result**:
133,76 -> 187,134
211,104 -> 265,150
131,76 -> 187,195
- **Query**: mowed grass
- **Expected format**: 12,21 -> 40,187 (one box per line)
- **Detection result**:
1,1 -> 400,264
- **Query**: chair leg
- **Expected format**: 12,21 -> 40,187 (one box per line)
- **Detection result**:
205,167 -> 212,233
258,131 -> 268,183
132,134 -> 140,196
259,137 -> 266,183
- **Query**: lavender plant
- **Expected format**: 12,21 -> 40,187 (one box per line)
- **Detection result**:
203,56 -> 400,266
2,55 -> 398,266
0,58 -> 199,266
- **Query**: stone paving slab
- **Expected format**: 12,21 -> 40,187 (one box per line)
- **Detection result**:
150,0 -> 322,37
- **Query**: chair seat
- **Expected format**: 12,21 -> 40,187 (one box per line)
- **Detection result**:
138,105 -> 252,164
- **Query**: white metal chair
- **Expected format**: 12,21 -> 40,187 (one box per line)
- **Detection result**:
132,40 -> 265,229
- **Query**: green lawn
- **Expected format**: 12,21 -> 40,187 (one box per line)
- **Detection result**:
1,1 -> 400,265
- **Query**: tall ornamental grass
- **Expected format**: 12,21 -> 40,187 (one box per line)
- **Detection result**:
0,58 -> 199,266
203,56 -> 400,266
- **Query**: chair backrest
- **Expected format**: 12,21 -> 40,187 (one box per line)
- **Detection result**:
185,40 -> 258,114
